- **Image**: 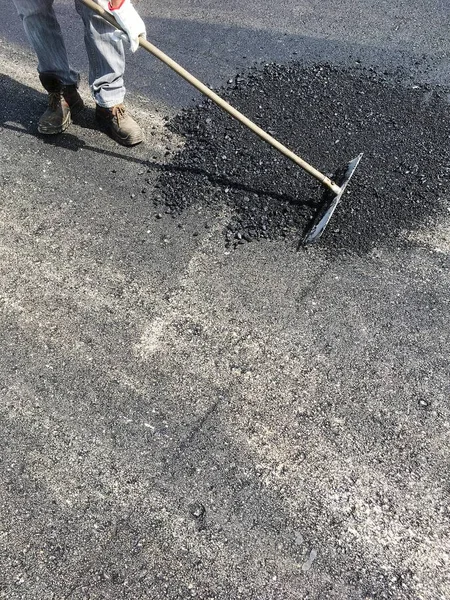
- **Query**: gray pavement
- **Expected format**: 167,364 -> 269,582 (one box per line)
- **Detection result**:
1,2 -> 449,599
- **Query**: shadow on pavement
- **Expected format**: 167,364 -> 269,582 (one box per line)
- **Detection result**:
0,74 -> 316,209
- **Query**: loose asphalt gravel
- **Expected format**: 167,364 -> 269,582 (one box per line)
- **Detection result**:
157,63 -> 450,254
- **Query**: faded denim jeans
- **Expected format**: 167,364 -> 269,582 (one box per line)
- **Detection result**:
12,0 -> 126,107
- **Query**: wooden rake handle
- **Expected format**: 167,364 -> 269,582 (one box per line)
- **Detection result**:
80,0 -> 341,194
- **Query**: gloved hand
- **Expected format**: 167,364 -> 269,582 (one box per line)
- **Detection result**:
107,0 -> 146,53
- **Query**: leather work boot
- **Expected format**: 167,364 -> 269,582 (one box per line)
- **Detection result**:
38,74 -> 84,135
95,104 -> 143,146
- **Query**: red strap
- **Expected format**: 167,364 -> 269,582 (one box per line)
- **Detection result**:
108,0 -> 126,10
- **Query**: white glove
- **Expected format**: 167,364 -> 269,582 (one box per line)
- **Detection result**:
107,0 -> 146,53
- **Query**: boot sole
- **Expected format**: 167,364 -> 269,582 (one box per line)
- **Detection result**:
110,130 -> 144,147
98,124 -> 143,147
38,112 -> 72,135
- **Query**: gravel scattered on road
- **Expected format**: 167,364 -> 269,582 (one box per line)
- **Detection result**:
153,63 -> 449,254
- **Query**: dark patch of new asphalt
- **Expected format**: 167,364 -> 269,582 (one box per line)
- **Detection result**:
156,63 -> 450,254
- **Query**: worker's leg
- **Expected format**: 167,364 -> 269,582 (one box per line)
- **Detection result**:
13,0 -> 83,134
74,0 -> 126,108
74,0 -> 142,146
12,0 -> 79,85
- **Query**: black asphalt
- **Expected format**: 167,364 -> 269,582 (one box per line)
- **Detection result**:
158,63 -> 450,253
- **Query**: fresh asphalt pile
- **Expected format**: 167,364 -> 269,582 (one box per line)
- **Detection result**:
152,63 -> 449,253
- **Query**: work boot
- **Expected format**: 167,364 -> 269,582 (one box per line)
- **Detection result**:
95,104 -> 143,146
38,74 -> 84,135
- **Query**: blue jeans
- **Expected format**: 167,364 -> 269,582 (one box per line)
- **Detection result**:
12,0 -> 126,107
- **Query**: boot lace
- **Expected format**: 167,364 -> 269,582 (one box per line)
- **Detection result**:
48,91 -> 62,110
113,104 -> 126,125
